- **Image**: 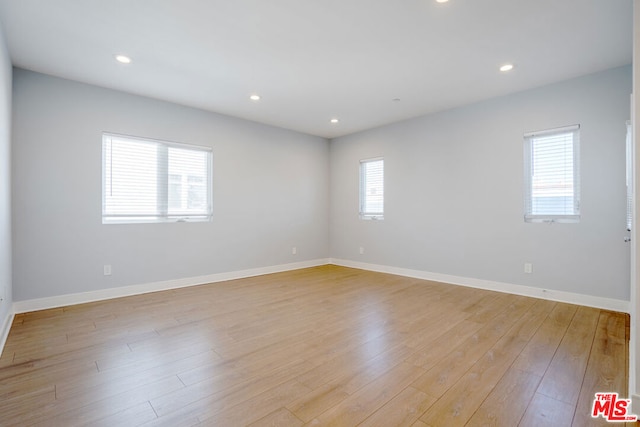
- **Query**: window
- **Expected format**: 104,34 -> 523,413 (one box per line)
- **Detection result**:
360,158 -> 384,219
102,133 -> 212,223
524,125 -> 580,223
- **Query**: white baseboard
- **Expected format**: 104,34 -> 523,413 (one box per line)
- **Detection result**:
330,258 -> 630,313
632,394 -> 640,419
13,258 -> 630,315
13,258 -> 331,314
0,308 -> 14,358
3,257 -> 631,359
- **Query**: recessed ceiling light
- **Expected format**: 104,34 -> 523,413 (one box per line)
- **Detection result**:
499,63 -> 514,72
436,0 -> 449,3
330,118 -> 339,124
114,54 -> 132,64
249,94 -> 261,101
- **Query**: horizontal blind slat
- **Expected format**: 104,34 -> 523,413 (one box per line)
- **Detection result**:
360,158 -> 384,218
103,134 -> 212,223
524,128 -> 579,220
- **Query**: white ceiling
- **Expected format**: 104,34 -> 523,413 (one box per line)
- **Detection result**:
0,0 -> 633,138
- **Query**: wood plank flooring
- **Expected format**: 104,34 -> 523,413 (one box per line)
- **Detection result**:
0,265 -> 631,426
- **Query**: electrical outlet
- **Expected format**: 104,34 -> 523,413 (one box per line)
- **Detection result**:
292,246 -> 297,255
104,265 -> 112,276
524,263 -> 533,274
359,246 -> 364,255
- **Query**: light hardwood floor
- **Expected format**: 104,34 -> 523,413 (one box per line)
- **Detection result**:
0,265 -> 631,426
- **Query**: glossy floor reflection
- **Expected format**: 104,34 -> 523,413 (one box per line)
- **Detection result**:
0,265 -> 629,426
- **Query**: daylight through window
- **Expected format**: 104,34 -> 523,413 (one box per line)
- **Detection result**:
524,125 -> 580,223
360,158 -> 384,220
102,133 -> 212,223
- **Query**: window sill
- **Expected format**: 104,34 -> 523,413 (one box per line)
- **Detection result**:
103,216 -> 212,225
360,216 -> 384,221
524,216 -> 580,224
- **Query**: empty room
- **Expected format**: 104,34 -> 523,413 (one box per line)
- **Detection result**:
0,1 -> 639,426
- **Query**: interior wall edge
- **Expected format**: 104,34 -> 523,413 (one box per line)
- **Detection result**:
4,256 -> 631,357
329,258 -> 631,314
12,258 -> 330,314
0,308 -> 15,359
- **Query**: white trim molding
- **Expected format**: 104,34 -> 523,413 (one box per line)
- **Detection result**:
633,394 -> 640,419
4,257 -> 630,359
0,308 -> 15,358
330,258 -> 630,313
12,257 -> 630,316
13,259 -> 330,314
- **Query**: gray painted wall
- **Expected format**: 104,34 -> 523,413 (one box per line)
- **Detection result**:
0,22 -> 12,322
10,66 -> 633,303
631,0 -> 639,401
11,69 -> 329,301
330,66 -> 632,301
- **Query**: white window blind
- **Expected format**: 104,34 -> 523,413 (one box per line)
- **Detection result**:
102,133 -> 212,223
524,125 -> 580,223
360,158 -> 384,219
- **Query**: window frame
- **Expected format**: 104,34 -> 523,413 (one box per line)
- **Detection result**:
102,132 -> 213,224
359,157 -> 384,220
523,124 -> 580,224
